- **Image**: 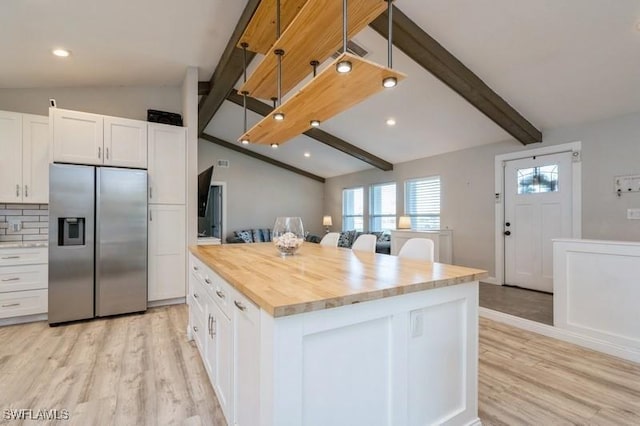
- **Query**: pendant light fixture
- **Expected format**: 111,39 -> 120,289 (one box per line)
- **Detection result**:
310,120 -> 320,127
310,61 -> 321,127
271,143 -> 279,149
273,0 -> 285,121
336,0 -> 352,74
240,42 -> 251,144
382,0 -> 397,88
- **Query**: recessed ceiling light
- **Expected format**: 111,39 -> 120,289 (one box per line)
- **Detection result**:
240,138 -> 250,145
382,76 -> 397,88
310,120 -> 320,127
273,112 -> 285,121
53,49 -> 70,57
304,152 -> 311,158
271,143 -> 279,149
336,60 -> 352,73
386,118 -> 396,126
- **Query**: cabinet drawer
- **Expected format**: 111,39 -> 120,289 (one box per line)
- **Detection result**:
230,287 -> 260,324
189,272 -> 207,318
0,289 -> 47,319
208,271 -> 232,320
0,264 -> 47,292
0,248 -> 47,267
190,307 -> 206,356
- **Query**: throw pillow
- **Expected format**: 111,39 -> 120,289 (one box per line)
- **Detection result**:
259,228 -> 272,242
235,230 -> 253,243
371,231 -> 383,242
252,229 -> 263,242
337,230 -> 356,248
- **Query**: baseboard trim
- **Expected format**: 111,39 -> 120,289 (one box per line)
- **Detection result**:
481,277 -> 499,285
0,313 -> 47,327
479,307 -> 640,364
148,297 -> 186,308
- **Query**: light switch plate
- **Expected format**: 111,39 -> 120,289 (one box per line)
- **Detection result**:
627,209 -> 640,220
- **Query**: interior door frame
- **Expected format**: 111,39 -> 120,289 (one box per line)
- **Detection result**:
494,141 -> 582,286
211,181 -> 227,242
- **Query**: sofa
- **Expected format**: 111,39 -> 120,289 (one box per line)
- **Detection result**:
226,229 -> 322,244
337,230 -> 391,255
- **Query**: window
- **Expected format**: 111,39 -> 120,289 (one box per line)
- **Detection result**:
342,187 -> 364,231
517,165 -> 559,194
405,176 -> 440,230
369,183 -> 396,231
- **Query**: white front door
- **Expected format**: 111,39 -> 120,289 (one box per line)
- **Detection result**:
504,152 -> 572,292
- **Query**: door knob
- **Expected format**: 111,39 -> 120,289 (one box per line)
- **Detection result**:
505,222 -> 511,227
504,231 -> 511,236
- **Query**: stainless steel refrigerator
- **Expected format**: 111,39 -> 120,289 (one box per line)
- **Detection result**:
48,164 -> 148,324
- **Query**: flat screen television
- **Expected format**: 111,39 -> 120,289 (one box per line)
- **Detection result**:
197,166 -> 214,217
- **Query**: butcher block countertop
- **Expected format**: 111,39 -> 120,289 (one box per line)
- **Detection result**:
189,243 -> 488,317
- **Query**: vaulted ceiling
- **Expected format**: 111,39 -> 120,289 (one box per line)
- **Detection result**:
3,0 -> 640,178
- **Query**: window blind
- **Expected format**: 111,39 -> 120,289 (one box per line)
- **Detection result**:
404,176 -> 440,230
369,182 -> 396,231
342,187 -> 364,231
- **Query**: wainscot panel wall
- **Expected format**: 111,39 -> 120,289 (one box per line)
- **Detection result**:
324,111 -> 640,278
198,140 -> 324,240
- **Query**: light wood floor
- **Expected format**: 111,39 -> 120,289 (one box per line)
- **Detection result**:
0,305 -> 225,426
479,282 -> 553,325
1,305 -> 639,425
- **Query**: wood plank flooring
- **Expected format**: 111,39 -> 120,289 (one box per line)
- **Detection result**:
1,305 -> 639,425
479,282 -> 553,325
0,305 -> 226,426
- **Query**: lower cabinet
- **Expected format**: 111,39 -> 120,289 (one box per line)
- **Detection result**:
0,247 -> 48,319
188,254 -> 260,426
148,204 -> 186,301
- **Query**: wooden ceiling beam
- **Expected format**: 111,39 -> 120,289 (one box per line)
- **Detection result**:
198,81 -> 210,96
200,133 -> 325,183
369,6 -> 542,145
197,0 -> 261,135
227,90 -> 393,171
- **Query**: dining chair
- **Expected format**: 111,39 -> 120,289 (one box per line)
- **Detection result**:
397,238 -> 434,262
320,232 -> 340,247
351,234 -> 377,253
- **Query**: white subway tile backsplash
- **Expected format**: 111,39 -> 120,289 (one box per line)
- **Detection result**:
0,204 -> 48,243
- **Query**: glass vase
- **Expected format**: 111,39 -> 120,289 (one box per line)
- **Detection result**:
272,217 -> 305,256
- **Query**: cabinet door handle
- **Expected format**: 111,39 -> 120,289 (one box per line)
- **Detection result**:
193,293 -> 198,299
215,290 -> 225,299
149,186 -> 153,199
211,316 -> 217,336
106,147 -> 109,160
98,147 -> 102,159
192,265 -> 199,271
234,300 -> 247,311
204,278 -> 212,285
207,314 -> 211,336
1,277 -> 20,282
16,184 -> 20,197
192,325 -> 198,332
1,256 -> 20,260
24,185 -> 28,197
2,303 -> 20,308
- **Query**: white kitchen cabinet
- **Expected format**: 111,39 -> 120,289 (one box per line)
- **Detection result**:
104,116 -> 147,169
0,111 -> 23,202
52,108 -> 104,166
0,246 -> 48,320
147,123 -> 186,204
231,287 -> 261,426
148,204 -> 186,301
0,111 -> 49,204
22,114 -> 50,203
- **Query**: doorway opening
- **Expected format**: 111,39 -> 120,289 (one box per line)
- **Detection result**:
485,142 -> 582,324
199,181 -> 227,240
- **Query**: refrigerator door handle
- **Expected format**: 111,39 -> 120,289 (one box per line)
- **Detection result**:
149,210 -> 152,222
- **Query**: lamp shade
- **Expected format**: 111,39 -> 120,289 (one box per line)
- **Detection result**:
398,216 -> 411,229
322,215 -> 333,226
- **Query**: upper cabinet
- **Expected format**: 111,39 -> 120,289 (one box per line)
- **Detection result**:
52,108 -> 104,166
104,116 -> 147,169
0,111 -> 49,204
148,123 -> 186,204
51,108 -> 148,169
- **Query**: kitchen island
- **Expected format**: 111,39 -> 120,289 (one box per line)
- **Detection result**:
188,243 -> 487,426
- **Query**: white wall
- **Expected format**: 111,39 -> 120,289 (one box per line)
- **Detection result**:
198,140 -> 325,240
182,68 -> 198,247
324,111 -> 640,277
0,86 -> 181,120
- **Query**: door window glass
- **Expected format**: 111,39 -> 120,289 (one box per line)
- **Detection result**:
517,165 -> 558,194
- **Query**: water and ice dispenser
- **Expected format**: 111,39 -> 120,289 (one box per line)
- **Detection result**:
58,218 -> 85,246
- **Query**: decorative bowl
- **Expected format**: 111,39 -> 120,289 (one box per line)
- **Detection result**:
272,217 -> 304,256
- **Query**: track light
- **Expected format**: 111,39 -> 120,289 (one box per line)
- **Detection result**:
310,120 -> 320,127
336,60 -> 352,74
273,112 -> 285,121
271,143 -> 279,149
383,76 -> 397,88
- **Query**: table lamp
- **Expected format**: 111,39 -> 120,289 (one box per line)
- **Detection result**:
398,216 -> 411,230
322,215 -> 333,233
